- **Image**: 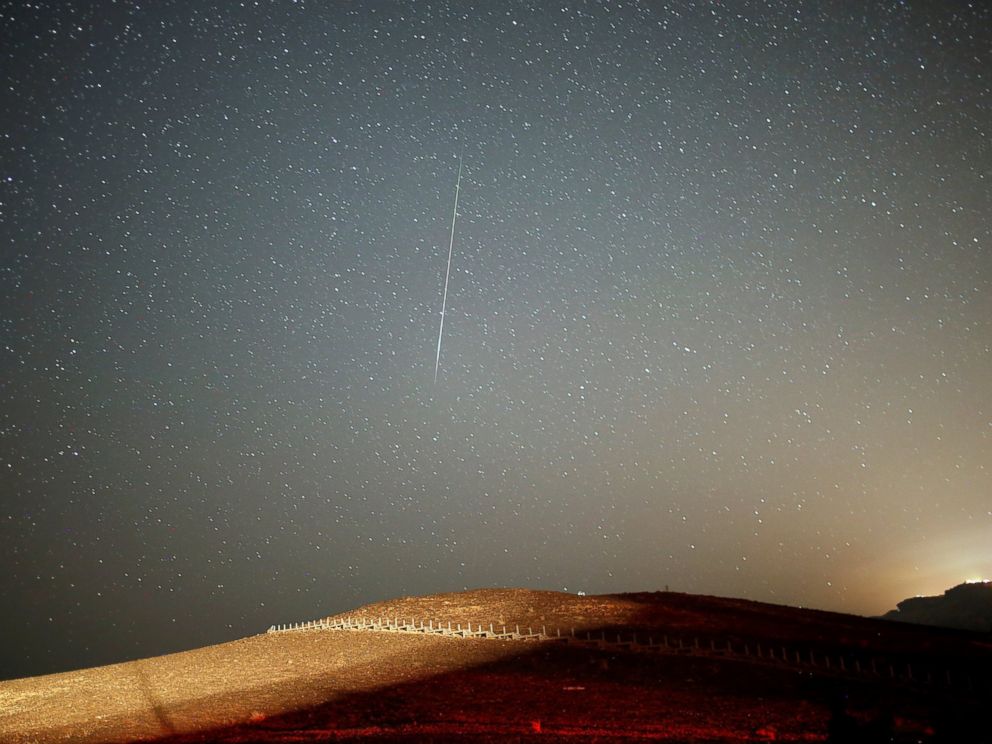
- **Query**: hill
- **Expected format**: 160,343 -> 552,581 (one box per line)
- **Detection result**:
883,581 -> 992,632
1,588 -> 989,743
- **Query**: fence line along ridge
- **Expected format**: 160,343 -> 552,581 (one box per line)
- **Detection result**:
264,614 -> 982,695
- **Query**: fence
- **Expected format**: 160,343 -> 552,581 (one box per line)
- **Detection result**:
266,615 -> 984,696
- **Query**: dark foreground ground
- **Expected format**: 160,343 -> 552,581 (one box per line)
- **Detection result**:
2,589 -> 989,743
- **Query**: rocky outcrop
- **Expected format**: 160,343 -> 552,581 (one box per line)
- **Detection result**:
883,581 -> 992,632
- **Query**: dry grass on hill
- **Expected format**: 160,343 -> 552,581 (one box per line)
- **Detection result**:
0,629 -> 519,743
0,588 -> 985,743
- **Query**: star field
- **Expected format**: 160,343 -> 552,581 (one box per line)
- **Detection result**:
1,1 -> 990,680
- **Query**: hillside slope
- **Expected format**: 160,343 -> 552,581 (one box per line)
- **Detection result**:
1,588 -> 987,743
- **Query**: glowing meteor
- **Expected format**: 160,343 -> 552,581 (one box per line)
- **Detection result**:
434,157 -> 462,384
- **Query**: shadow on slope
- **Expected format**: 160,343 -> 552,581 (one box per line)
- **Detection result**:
140,591 -> 991,743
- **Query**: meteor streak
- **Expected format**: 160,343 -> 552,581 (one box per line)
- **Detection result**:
434,157 -> 462,384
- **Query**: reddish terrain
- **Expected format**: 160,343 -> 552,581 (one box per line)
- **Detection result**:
1,589 -> 988,742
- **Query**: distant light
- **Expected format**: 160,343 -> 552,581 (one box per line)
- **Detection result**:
965,578 -> 990,584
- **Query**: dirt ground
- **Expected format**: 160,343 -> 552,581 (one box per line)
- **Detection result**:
0,631 -> 522,743
0,589 -> 986,743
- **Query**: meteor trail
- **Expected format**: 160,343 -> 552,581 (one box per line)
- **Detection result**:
434,157 -> 462,384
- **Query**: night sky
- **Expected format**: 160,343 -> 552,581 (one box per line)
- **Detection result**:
2,1 -> 990,681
